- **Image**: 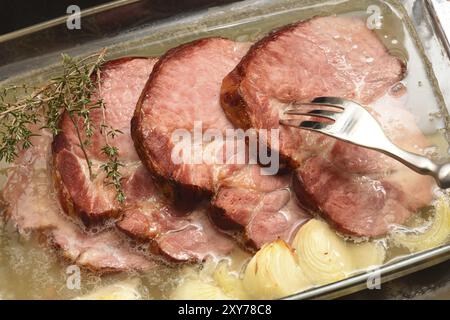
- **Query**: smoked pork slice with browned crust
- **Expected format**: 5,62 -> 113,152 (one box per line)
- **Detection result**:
1,132 -> 153,273
132,38 -> 251,205
53,57 -> 158,225
221,16 -> 406,166
132,38 -> 309,249
293,100 -> 434,237
52,57 -> 235,262
116,165 -> 235,262
220,16 -> 433,237
211,165 -> 306,248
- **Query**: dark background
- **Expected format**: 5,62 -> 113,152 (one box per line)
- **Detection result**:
0,0 -> 242,66
1,1 -> 111,35
0,0 -> 241,35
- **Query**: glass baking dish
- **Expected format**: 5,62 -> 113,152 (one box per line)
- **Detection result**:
0,0 -> 449,300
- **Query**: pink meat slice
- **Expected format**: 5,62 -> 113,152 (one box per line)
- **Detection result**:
294,99 -> 434,237
132,38 -> 249,198
53,57 -> 158,224
116,166 -> 235,262
222,16 -> 406,166
221,16 -> 434,237
132,38 -> 309,249
212,165 -> 305,248
1,132 -> 153,273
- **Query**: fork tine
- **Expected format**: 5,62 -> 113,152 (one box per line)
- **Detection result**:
279,119 -> 333,132
279,119 -> 302,127
299,120 -> 333,131
312,97 -> 347,109
287,101 -> 345,110
284,109 -> 340,121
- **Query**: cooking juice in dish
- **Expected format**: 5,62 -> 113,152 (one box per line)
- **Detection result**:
0,0 -> 449,299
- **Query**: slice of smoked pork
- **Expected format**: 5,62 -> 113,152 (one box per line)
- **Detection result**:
220,16 -> 433,237
1,132 -> 153,273
52,57 -> 234,262
294,98 -> 434,237
132,38 -> 309,249
52,57 -> 158,225
116,165 -> 235,262
132,38 -> 250,204
211,165 -> 306,248
221,16 -> 406,166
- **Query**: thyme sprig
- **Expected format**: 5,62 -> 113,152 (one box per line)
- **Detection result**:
97,69 -> 126,204
101,143 -> 125,204
0,49 -> 126,203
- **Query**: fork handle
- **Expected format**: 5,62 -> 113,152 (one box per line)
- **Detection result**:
382,145 -> 450,189
436,164 -> 450,189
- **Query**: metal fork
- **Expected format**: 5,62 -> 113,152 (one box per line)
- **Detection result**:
279,97 -> 450,189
